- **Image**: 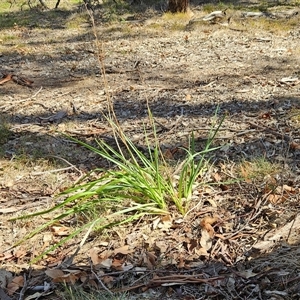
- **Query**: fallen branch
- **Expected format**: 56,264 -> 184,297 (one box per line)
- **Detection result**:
0,71 -> 34,88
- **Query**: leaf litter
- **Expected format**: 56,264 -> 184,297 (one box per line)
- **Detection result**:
1,4 -> 300,299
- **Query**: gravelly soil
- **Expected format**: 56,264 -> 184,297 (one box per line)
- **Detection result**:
1,5 -> 300,299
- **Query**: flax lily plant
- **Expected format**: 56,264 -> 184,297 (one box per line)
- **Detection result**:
10,110 -> 224,261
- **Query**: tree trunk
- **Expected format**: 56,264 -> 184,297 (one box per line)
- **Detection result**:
168,0 -> 188,13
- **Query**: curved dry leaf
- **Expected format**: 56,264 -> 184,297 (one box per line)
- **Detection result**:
188,239 -> 198,252
213,172 -> 222,182
45,269 -> 64,279
144,252 -> 156,268
0,74 -> 12,85
114,245 -> 133,255
290,141 -> 300,150
266,193 -> 286,204
98,258 -> 113,269
53,273 -> 79,284
102,275 -> 114,284
195,247 -> 209,256
89,248 -> 101,265
282,184 -> 296,192
236,269 -> 258,279
178,256 -> 185,268
155,241 -> 168,253
7,281 -> 20,296
200,216 -> 218,237
200,229 -> 212,251
50,226 -> 69,236
159,215 -> 172,230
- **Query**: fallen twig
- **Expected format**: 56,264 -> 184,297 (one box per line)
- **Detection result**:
0,73 -> 12,84
244,117 -> 292,142
18,273 -> 28,300
13,87 -> 43,103
90,260 -> 113,295
31,166 -> 74,175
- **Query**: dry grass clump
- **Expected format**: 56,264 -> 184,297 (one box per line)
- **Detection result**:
239,157 -> 281,182
247,17 -> 298,33
66,12 -> 90,29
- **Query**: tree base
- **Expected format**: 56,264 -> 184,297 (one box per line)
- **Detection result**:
167,0 -> 189,13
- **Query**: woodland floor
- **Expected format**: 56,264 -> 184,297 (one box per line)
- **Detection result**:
1,2 -> 300,299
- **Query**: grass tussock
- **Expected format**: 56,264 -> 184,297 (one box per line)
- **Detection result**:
0,115 -> 11,146
247,18 -> 296,33
290,109 -> 300,128
162,11 -> 193,22
66,12 -> 89,29
11,110 -> 224,261
202,3 -> 231,13
6,0 -> 226,260
159,11 -> 194,31
57,284 -> 127,300
239,157 -> 281,182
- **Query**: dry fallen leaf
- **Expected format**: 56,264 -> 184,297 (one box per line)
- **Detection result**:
51,226 -> 70,236
54,273 -> 79,284
14,249 -> 27,259
200,229 -> 213,251
114,245 -> 133,255
98,258 -> 113,269
213,172 -> 222,182
89,248 -> 101,265
195,247 -> 209,256
240,164 -> 251,183
236,269 -> 258,279
178,256 -> 185,268
0,252 -> 14,262
163,149 -> 174,160
11,276 -> 23,286
152,217 -> 161,230
144,252 -> 157,268
158,215 -> 172,230
188,239 -> 198,253
290,141 -> 300,150
265,184 -> 296,204
155,241 -> 168,253
200,216 -> 218,237
43,233 -> 52,243
111,258 -> 124,269
46,269 -> 81,284
253,214 -> 300,251
7,276 -> 24,295
45,269 -> 64,279
185,94 -> 192,101
0,73 -> 12,85
79,271 -> 88,283
281,184 -> 296,192
102,275 -> 114,285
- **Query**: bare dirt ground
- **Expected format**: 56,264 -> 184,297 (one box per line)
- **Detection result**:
1,3 -> 300,299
